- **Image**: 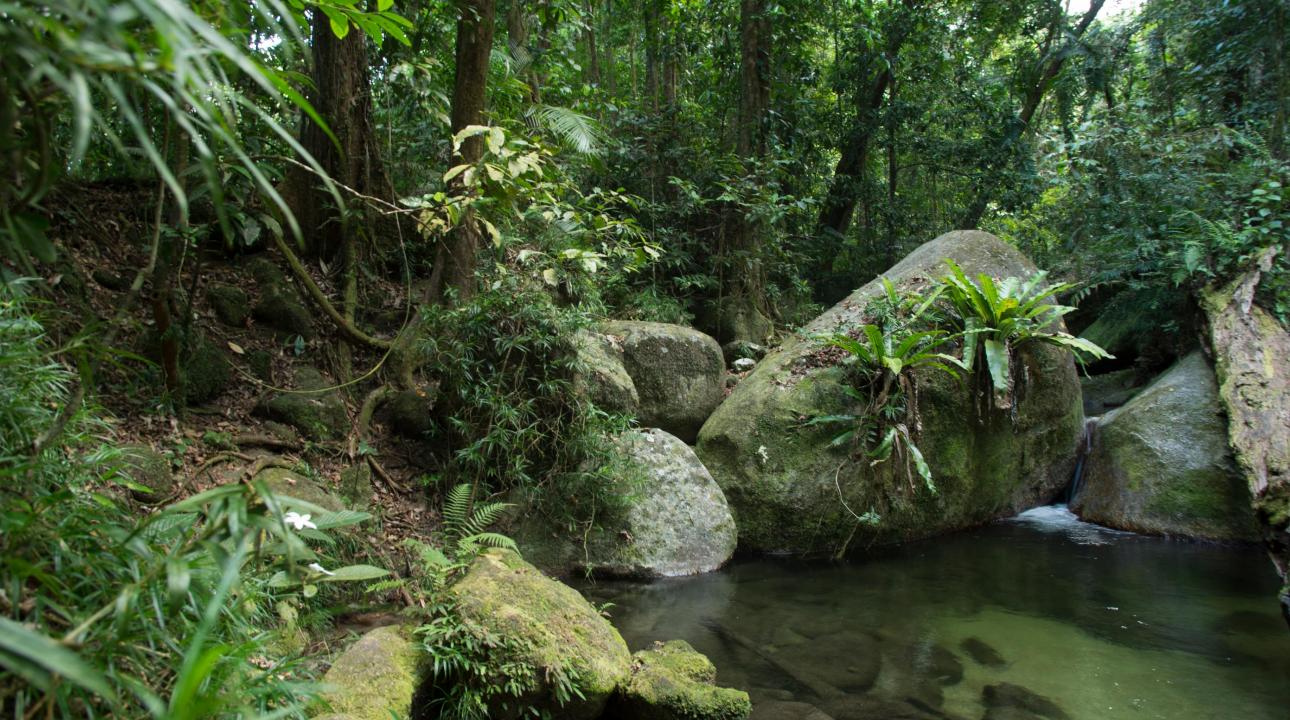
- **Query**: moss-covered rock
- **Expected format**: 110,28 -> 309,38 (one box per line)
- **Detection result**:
601,321 -> 725,442
256,467 -> 345,512
1072,352 -> 1260,541
246,255 -> 287,287
254,367 -> 348,441
338,463 -> 373,508
206,284 -> 249,327
572,329 -> 640,417
383,389 -> 437,439
611,640 -> 751,720
696,231 -> 1084,555
117,444 -> 175,502
447,549 -> 631,719
253,291 -> 314,339
315,625 -> 419,720
182,334 -> 230,405
516,429 -> 737,578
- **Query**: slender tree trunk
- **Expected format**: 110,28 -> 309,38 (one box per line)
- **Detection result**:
290,11 -> 394,257
435,0 -> 497,304
604,0 -> 618,97
643,0 -> 661,112
584,0 -> 600,87
884,71 -> 898,268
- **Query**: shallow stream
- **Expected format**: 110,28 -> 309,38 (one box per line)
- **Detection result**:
578,506 -> 1290,720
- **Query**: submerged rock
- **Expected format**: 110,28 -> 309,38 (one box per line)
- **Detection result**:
696,231 -> 1084,555
516,429 -> 737,578
981,682 -> 1069,720
1072,352 -> 1260,541
448,549 -> 632,719
960,637 -> 1006,668
317,625 -> 419,720
602,321 -> 726,442
611,640 -> 751,720
749,700 -> 833,720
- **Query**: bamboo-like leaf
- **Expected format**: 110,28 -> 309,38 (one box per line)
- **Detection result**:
0,617 -> 116,701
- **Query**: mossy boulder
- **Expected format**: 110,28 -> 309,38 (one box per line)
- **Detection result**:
117,444 -> 175,502
696,231 -> 1084,555
182,334 -> 230,405
206,284 -> 249,327
1080,368 -> 1144,417
383,388 -> 437,439
448,549 -> 631,719
256,467 -> 345,512
315,625 -> 418,720
601,321 -> 725,442
516,429 -> 737,578
610,640 -> 751,720
1072,352 -> 1260,541
254,367 -> 349,441
572,329 -> 640,416
253,291 -> 314,339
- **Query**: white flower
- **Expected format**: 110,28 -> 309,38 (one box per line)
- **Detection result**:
283,511 -> 317,531
756,445 -> 770,464
307,562 -> 335,576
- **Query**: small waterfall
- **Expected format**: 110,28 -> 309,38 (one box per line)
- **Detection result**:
1063,417 -> 1100,504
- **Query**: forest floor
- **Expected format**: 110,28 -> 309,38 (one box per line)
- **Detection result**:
41,181 -> 439,629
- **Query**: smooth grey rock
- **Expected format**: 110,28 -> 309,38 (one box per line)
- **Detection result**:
602,321 -> 725,442
1072,351 -> 1259,541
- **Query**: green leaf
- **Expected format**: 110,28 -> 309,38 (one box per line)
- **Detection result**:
983,339 -> 1010,394
317,564 -> 391,583
0,617 -> 116,701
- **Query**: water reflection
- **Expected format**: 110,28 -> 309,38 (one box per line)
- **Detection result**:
578,507 -> 1290,720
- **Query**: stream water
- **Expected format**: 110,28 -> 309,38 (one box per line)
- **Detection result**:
577,506 -> 1290,720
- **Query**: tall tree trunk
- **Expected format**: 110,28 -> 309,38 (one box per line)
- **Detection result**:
435,0 -> 497,304
960,0 -> 1105,229
584,0 -> 601,87
643,0 -> 661,112
290,12 -> 394,257
717,0 -> 773,345
884,71 -> 898,269
816,68 -> 891,237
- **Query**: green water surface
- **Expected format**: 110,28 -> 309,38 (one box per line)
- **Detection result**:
578,506 -> 1290,720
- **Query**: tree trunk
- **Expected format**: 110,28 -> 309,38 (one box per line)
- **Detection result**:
584,0 -> 600,87
643,0 -> 661,111
290,11 -> 394,257
884,71 -> 898,269
716,0 -> 773,345
435,0 -> 497,304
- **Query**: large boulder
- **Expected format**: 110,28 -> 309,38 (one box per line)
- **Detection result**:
315,625 -> 419,720
572,329 -> 640,416
1201,258 -> 1290,620
600,321 -> 725,442
448,549 -> 632,719
517,429 -> 737,578
610,640 -> 751,720
1071,352 -> 1260,541
696,231 -> 1084,555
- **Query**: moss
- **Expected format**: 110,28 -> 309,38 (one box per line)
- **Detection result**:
247,349 -> 273,381
118,444 -> 175,501
316,625 -> 419,720
182,334 -> 230,405
256,467 -> 345,512
245,256 -> 287,287
338,463 -> 373,508
202,430 -> 235,450
253,292 -> 314,339
254,367 -> 348,441
448,549 -> 631,719
613,640 -> 751,720
206,284 -> 249,327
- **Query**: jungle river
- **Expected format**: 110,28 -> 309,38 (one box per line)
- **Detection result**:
578,506 -> 1290,720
